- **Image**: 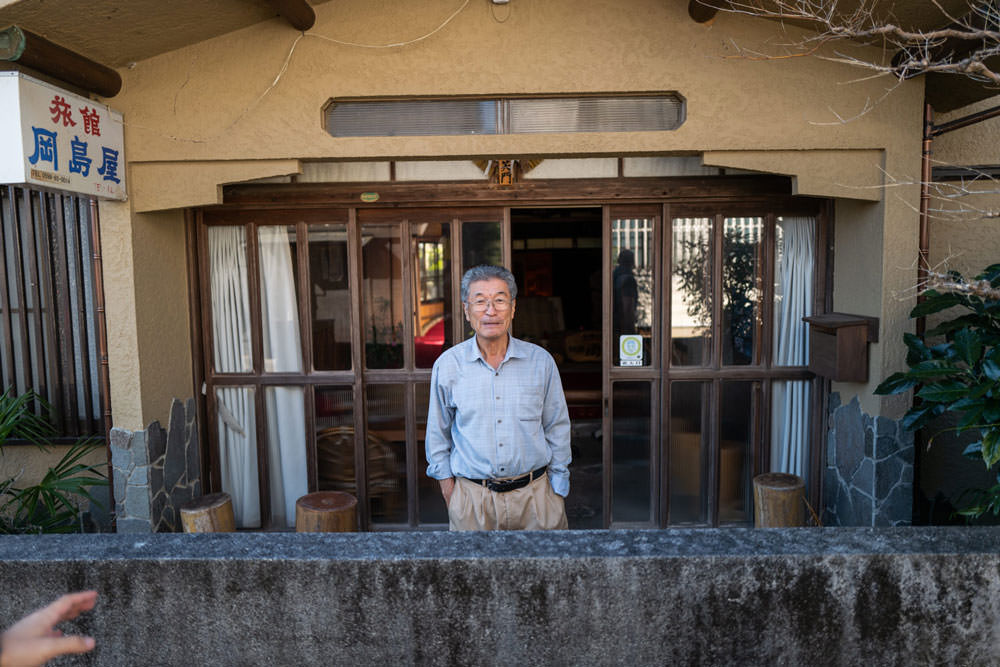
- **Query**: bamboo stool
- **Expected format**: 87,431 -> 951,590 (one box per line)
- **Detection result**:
179,492 -> 236,533
295,491 -> 357,532
752,473 -> 806,527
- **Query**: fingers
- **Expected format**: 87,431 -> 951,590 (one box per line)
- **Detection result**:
44,591 -> 98,625
42,635 -> 96,658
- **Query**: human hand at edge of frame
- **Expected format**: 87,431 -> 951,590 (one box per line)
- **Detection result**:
439,477 -> 456,507
1,591 -> 98,667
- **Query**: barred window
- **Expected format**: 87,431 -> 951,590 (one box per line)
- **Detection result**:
0,186 -> 106,439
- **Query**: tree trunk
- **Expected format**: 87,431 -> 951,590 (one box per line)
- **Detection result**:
753,473 -> 806,527
295,491 -> 357,532
179,492 -> 236,533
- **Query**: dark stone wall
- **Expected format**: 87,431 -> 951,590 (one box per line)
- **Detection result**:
0,528 -> 996,666
110,398 -> 201,533
823,394 -> 914,526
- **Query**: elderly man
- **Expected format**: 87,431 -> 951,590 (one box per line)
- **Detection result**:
425,265 -> 571,530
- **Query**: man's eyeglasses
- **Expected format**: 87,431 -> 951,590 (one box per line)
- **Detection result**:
467,296 -> 512,312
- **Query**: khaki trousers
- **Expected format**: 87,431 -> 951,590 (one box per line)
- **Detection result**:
448,473 -> 569,531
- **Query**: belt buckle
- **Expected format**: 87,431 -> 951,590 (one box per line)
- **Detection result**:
486,478 -> 513,493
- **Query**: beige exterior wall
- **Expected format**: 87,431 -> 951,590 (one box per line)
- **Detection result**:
99,0 -> 927,424
926,95 -> 1000,279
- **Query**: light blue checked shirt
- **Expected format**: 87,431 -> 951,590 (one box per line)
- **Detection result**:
425,335 -> 571,497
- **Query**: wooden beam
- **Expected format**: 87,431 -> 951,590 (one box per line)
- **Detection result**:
0,25 -> 122,97
265,0 -> 316,32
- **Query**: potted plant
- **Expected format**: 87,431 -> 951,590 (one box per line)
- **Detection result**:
875,263 -> 1000,519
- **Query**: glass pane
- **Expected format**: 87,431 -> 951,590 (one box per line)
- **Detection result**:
209,226 -> 252,373
612,381 -> 652,523
315,386 -> 356,498
461,221 -> 502,339
416,383 -> 448,524
722,217 -> 763,366
366,384 -> 407,524
461,222 -> 501,272
771,380 -> 812,482
309,224 -> 351,371
669,381 -> 708,524
263,386 -> 308,529
720,381 -> 754,524
326,99 -> 498,137
612,217 -> 654,367
774,216 -> 816,366
413,223 -> 452,368
362,225 -> 404,369
671,218 -> 712,366
259,226 -> 302,373
215,386 -> 259,529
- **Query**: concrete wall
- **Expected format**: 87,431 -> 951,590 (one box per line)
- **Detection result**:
0,528 -> 997,666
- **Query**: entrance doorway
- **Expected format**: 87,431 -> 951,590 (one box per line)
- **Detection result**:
511,208 -> 603,529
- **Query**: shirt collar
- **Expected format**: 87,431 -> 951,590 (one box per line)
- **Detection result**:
462,333 -> 528,364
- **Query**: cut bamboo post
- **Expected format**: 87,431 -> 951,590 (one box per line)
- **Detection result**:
180,492 -> 236,533
753,473 -> 806,528
295,491 -> 357,532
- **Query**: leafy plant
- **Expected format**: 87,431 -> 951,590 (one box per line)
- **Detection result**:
874,264 -> 1000,518
0,389 -> 108,534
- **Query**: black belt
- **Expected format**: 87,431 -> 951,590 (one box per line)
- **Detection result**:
464,466 -> 548,493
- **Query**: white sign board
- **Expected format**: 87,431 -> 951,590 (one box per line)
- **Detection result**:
0,71 -> 126,200
619,334 -> 643,366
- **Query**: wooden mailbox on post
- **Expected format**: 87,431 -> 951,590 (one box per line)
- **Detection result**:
802,313 -> 879,383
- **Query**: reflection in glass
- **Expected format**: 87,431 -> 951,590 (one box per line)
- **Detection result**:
461,222 -> 502,339
263,385 -> 307,528
413,223 -> 452,368
215,386 -> 259,528
365,384 -> 407,523
259,225 -> 301,373
416,383 -> 448,524
362,225 -> 404,369
308,224 -> 351,371
612,381 -> 652,522
720,381 -> 754,524
669,381 -> 707,524
461,222 -> 502,272
315,386 -> 356,499
612,218 -> 654,367
671,218 -> 712,366
722,217 -> 763,365
209,226 -> 252,374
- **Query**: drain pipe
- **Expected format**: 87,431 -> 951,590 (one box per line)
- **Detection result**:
917,103 -> 933,337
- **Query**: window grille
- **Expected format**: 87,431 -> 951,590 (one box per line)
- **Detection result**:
0,186 -> 105,438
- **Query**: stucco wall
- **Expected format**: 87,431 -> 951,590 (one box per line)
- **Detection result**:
927,95 -> 1000,279
98,0 -> 926,427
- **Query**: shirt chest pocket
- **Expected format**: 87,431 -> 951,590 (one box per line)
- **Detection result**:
518,390 -> 543,431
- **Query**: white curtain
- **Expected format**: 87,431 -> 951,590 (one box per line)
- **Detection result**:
209,227 -> 260,528
770,217 -> 815,479
258,226 -> 308,528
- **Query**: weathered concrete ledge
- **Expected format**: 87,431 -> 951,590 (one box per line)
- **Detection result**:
0,528 -> 997,666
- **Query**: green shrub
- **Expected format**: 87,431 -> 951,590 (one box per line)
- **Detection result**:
0,389 -> 108,534
875,264 -> 1000,518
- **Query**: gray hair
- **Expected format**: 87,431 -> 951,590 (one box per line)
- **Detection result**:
460,265 -> 518,303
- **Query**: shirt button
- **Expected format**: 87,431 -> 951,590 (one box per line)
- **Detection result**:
497,419 -> 502,424
499,443 -> 504,447
496,396 -> 501,400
